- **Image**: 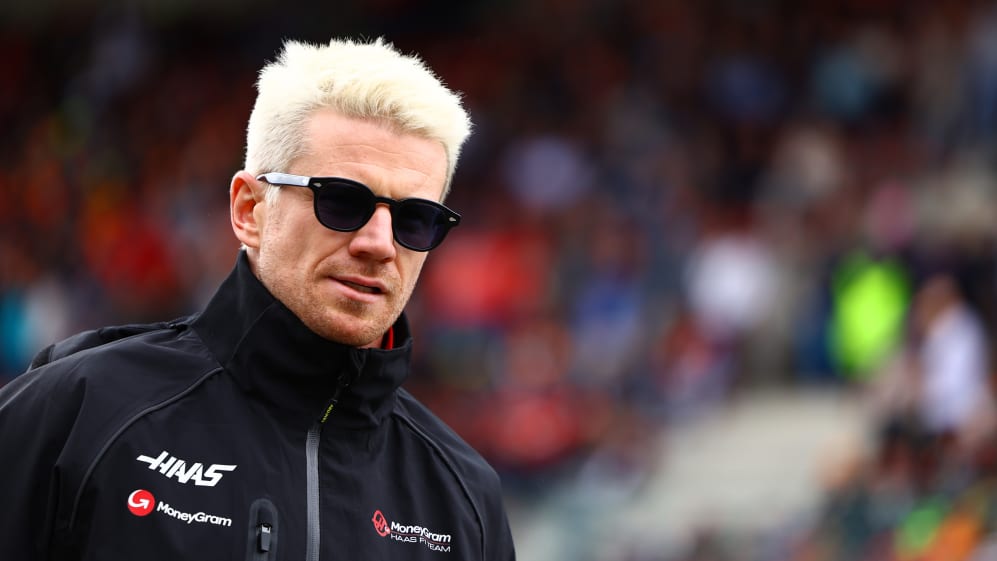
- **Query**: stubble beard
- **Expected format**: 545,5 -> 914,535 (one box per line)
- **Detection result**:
296,288 -> 401,347
256,262 -> 395,348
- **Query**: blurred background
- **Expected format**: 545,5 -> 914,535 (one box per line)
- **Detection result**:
3,0 -> 997,559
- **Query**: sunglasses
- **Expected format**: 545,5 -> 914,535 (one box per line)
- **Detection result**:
256,172 -> 461,252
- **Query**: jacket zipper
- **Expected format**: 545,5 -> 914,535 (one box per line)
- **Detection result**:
305,366 -> 360,561
305,423 -> 322,561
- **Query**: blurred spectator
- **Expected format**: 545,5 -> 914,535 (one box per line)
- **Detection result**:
910,274 -> 995,448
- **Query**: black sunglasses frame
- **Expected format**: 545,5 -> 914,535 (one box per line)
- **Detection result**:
256,172 -> 461,252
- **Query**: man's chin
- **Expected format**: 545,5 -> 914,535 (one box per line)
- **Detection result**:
305,315 -> 386,348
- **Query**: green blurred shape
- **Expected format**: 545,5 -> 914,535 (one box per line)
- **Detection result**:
829,250 -> 909,381
894,499 -> 945,558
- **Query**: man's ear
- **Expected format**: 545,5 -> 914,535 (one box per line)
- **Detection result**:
230,171 -> 265,249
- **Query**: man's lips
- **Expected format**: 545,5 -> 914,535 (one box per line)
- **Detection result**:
334,276 -> 386,295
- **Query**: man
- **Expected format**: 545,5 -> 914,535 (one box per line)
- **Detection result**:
0,38 -> 516,560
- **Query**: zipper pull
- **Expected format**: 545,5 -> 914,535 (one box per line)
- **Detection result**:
247,498 -> 278,561
319,401 -> 336,423
258,523 -> 272,552
319,368 -> 359,423
320,358 -> 364,424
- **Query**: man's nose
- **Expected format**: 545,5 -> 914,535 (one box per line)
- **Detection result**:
348,205 -> 397,261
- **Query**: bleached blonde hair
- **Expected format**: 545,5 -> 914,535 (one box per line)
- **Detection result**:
244,37 -> 472,199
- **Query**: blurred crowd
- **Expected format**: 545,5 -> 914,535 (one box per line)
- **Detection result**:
4,0 -> 997,559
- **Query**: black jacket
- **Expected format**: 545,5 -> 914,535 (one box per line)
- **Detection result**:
0,253 -> 515,560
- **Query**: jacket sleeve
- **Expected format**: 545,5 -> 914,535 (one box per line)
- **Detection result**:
0,365 -> 85,559
484,475 -> 517,561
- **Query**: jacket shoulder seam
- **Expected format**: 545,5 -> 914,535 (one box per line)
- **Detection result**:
66,365 -> 223,529
391,411 -> 488,560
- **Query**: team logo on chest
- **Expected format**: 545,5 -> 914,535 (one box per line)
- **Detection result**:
136,450 -> 237,487
127,489 -> 156,516
371,509 -> 453,553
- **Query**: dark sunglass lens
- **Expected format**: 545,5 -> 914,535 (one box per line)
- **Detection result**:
394,201 -> 449,250
315,183 -> 373,231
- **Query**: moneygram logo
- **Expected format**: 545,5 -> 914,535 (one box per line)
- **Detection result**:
371,509 -> 452,553
156,502 -> 232,527
126,489 -> 232,527
127,489 -> 156,516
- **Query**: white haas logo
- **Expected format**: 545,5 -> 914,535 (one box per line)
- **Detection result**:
136,450 -> 237,487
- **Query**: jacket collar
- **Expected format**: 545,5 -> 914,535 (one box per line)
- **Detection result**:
191,252 -> 413,429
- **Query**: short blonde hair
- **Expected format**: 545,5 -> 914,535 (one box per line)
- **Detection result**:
245,37 -> 472,198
